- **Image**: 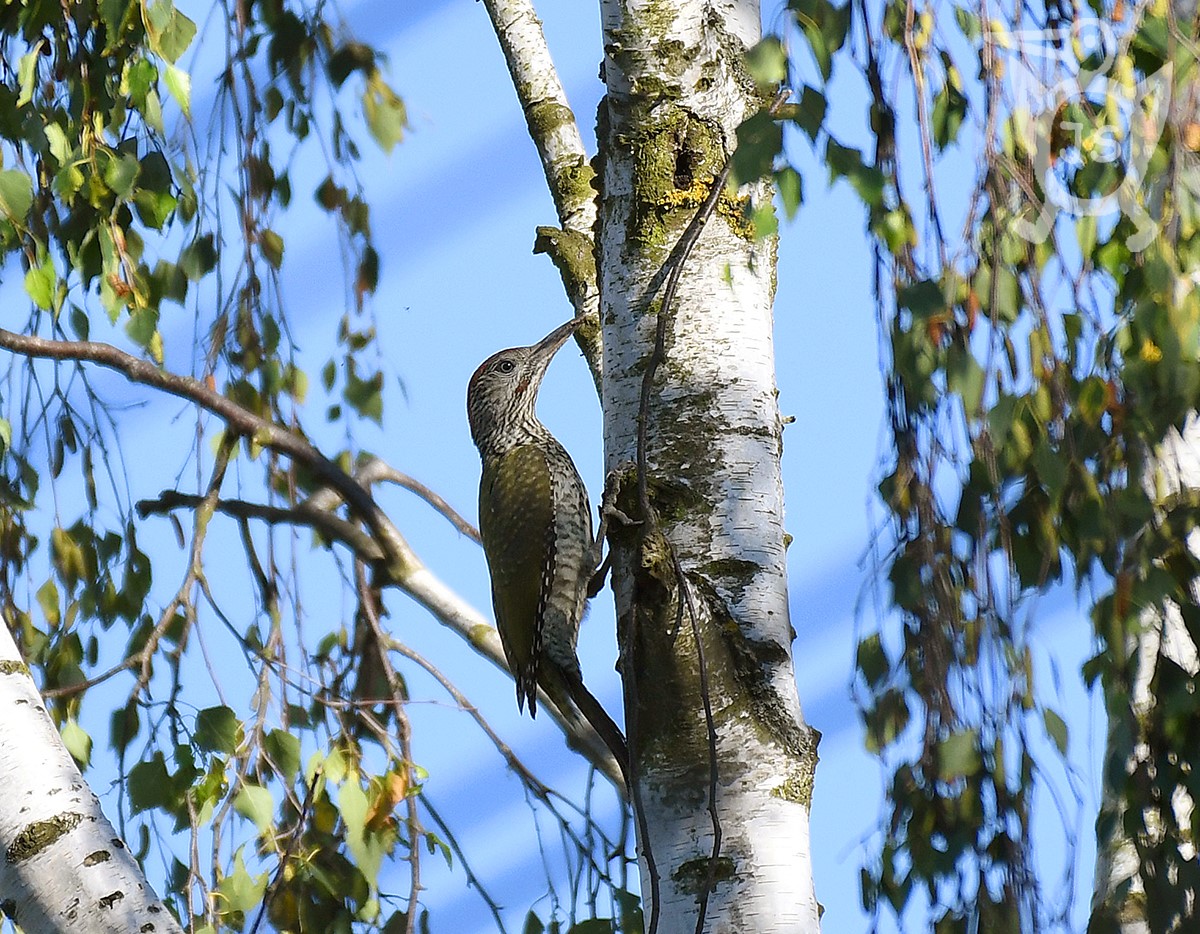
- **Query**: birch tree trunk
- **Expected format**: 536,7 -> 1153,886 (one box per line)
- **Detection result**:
0,626 -> 183,934
596,0 -> 821,929
1090,12 -> 1200,923
1091,415 -> 1200,933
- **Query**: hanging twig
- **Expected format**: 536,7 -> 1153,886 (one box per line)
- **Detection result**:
248,770 -> 319,934
419,792 -> 509,933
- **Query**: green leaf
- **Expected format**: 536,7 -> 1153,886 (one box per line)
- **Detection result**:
363,74 -> 406,153
954,6 -> 981,40
260,229 -> 284,269
282,364 -> 309,403
101,0 -> 133,42
1077,376 -> 1108,425
937,729 -> 981,780
25,261 -> 56,311
195,705 -> 242,754
233,783 -> 274,833
746,35 -> 788,86
128,752 -> 173,812
947,347 -> 985,413
898,279 -> 945,319
344,368 -> 384,424
0,170 -> 33,223
790,85 -> 827,142
61,719 -> 93,769
873,207 -> 916,253
1076,213 -> 1097,257
523,911 -> 545,934
774,166 -> 803,220
125,307 -> 160,350
824,140 -> 884,206
121,57 -> 158,105
44,123 -> 72,165
568,921 -> 616,933
163,64 -> 192,118
36,579 -> 60,628
931,82 -> 967,150
110,701 -> 140,754
215,848 -> 267,914
341,777 -> 387,887
328,41 -> 376,88
856,633 -> 889,688
179,234 -> 217,280
790,0 -> 850,81
102,151 -> 141,199
732,110 -> 783,187
264,729 -> 301,779
17,47 -> 40,107
1043,708 -> 1069,755
143,0 -> 197,63
51,526 -> 87,588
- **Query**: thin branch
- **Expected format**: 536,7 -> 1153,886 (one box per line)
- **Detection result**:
137,490 -> 385,562
419,793 -> 509,933
352,456 -> 481,545
0,327 -> 410,569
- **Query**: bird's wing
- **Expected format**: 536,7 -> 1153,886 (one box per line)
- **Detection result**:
479,443 -> 555,714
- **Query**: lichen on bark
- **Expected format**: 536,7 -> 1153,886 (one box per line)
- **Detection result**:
673,855 -> 737,894
525,98 -> 576,141
627,110 -> 726,252
6,811 -> 85,864
534,226 -> 597,307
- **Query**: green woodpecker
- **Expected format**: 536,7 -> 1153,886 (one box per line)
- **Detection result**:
467,318 -> 595,718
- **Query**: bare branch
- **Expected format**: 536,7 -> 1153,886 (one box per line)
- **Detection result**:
136,491 -> 385,561
353,456 -> 481,545
0,329 -> 625,784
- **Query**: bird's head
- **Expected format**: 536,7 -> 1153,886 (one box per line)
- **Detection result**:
467,318 -> 579,456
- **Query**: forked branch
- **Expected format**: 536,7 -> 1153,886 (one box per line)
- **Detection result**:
0,328 -> 625,788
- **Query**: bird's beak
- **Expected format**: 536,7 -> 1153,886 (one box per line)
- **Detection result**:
530,317 -> 581,364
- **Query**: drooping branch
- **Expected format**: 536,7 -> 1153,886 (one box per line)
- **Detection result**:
0,327 -> 409,571
479,0 -> 602,381
0,329 -> 625,786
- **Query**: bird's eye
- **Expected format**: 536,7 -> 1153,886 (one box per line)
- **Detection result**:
495,360 -> 516,374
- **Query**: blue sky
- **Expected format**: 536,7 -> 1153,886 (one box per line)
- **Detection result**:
0,0 -> 1110,930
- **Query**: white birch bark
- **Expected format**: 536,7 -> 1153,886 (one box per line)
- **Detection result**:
1092,415 -> 1200,932
596,1 -> 820,930
0,625 -> 183,934
481,0 -> 604,378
